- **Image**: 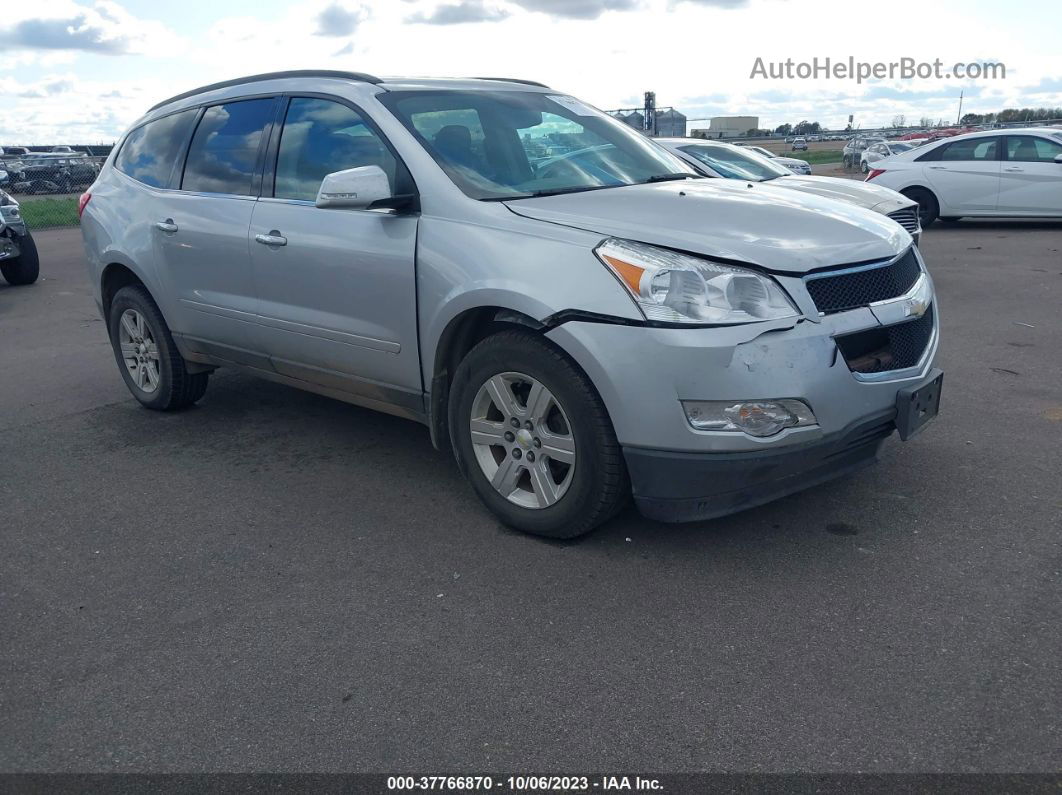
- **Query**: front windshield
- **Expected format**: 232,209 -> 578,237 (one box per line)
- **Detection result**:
677,143 -> 792,182
379,89 -> 696,200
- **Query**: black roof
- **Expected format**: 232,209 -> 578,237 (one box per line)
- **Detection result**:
149,70 -> 383,112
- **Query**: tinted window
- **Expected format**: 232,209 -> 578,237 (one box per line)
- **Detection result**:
274,98 -> 399,201
939,137 -> 999,161
1006,135 -> 1062,162
115,110 -> 198,188
182,99 -> 275,195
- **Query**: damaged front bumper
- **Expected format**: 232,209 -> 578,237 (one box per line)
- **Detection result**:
546,295 -> 941,521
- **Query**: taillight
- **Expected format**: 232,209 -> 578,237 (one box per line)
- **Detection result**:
865,169 -> 885,182
78,192 -> 92,218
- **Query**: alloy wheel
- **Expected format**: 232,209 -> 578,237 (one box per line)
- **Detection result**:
469,372 -> 576,509
118,308 -> 161,393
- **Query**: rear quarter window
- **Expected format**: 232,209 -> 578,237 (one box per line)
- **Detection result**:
114,110 -> 198,188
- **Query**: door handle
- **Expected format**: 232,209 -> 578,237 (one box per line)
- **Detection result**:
255,231 -> 287,247
927,166 -> 945,170
155,219 -> 178,233
1004,167 -> 1024,172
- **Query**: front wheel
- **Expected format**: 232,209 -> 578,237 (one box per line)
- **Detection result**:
448,329 -> 628,539
861,160 -> 870,173
108,285 -> 209,410
0,232 -> 40,285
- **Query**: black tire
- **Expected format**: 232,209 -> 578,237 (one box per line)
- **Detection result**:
861,160 -> 870,173
448,329 -> 628,539
0,231 -> 40,285
938,216 -> 962,223
902,187 -> 940,226
108,285 -> 209,411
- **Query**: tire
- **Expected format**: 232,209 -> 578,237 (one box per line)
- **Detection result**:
939,216 -> 962,223
902,187 -> 940,226
1,232 -> 40,285
448,329 -> 628,539
861,160 -> 870,173
108,285 -> 209,411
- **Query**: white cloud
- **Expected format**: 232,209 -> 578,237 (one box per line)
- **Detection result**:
1,0 -> 1060,143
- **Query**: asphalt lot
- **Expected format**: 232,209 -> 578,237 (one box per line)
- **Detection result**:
2,223 -> 1060,773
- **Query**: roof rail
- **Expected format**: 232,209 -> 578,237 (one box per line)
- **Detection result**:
148,70 -> 383,112
471,77 -> 551,89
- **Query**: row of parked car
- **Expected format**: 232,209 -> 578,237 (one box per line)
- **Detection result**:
0,146 -> 102,195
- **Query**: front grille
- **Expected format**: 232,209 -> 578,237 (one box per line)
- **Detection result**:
805,248 -> 921,315
887,207 -> 921,235
835,305 -> 935,375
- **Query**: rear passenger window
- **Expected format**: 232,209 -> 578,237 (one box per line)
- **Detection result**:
115,109 -> 198,188
274,98 -> 399,201
939,137 -> 999,161
182,99 -> 275,196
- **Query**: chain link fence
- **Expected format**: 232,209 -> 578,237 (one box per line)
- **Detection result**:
1,155 -> 107,229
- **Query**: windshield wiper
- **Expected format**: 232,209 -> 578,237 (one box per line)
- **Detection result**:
490,184 -> 620,201
642,173 -> 701,184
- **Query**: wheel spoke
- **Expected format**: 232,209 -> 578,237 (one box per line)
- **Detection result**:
135,312 -> 146,338
120,313 -> 138,340
538,431 -> 575,465
470,418 -> 506,446
135,363 -> 147,389
527,462 -> 560,508
144,364 -> 159,389
525,381 -> 554,425
119,342 -> 137,357
486,375 -> 520,418
490,456 -> 522,495
144,342 -> 159,362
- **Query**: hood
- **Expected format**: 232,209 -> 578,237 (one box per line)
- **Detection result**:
504,179 -> 909,273
770,174 -> 915,215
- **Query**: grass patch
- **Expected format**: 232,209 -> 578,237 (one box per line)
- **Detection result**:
779,148 -> 844,164
18,197 -> 81,229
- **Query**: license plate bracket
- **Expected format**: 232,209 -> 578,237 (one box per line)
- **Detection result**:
896,368 -> 943,441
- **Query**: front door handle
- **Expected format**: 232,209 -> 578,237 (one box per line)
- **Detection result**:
1004,166 -> 1024,172
255,231 -> 287,247
927,166 -> 946,170
155,219 -> 178,233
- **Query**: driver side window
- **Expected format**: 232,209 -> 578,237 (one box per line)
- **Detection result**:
274,98 -> 398,202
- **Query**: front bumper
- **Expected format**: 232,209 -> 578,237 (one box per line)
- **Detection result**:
624,411 -> 895,522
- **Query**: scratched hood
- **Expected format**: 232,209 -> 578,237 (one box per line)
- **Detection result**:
504,179 -> 909,273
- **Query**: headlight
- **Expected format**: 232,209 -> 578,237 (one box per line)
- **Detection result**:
595,238 -> 798,324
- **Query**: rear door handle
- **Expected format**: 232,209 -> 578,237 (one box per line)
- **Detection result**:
1004,167 -> 1024,172
255,231 -> 287,247
927,166 -> 946,170
155,219 -> 178,233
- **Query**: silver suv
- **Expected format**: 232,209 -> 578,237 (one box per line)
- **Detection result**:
80,71 -> 943,538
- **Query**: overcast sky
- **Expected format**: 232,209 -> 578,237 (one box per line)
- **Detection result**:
1,0 -> 1060,143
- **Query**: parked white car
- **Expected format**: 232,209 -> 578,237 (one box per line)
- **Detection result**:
792,137 -> 808,151
860,141 -> 918,173
740,144 -> 812,175
658,139 -> 921,240
865,128 -> 1062,224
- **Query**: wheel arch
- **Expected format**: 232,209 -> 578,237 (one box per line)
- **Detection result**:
427,303 -> 547,452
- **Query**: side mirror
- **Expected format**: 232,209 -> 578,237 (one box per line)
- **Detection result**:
315,166 -> 392,210
1055,153 -> 1062,164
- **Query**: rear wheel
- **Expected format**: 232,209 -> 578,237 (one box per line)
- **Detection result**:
449,329 -> 628,539
0,232 -> 40,285
108,285 -> 209,410
861,160 -> 870,173
902,187 -> 940,226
